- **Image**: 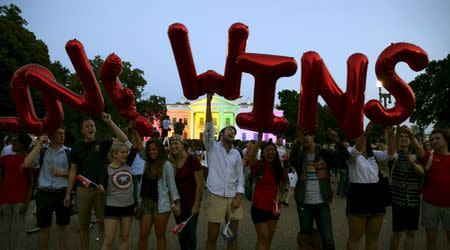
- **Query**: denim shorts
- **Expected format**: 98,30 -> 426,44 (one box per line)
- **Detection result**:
140,198 -> 169,216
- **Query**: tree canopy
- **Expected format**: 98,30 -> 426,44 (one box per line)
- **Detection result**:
0,4 -> 166,144
277,89 -> 341,143
0,4 -> 52,117
410,54 -> 450,130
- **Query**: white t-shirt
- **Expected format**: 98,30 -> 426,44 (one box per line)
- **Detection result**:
347,146 -> 395,184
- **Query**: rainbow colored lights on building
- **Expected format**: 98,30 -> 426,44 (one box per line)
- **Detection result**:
166,96 -> 283,141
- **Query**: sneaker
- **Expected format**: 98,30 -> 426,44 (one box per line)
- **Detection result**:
280,201 -> 289,208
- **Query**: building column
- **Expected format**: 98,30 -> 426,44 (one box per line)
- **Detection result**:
191,112 -> 195,139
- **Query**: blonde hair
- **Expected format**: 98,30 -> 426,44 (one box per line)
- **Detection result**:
108,142 -> 129,163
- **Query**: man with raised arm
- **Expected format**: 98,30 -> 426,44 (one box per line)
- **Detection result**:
204,93 -> 244,250
24,127 -> 70,250
63,113 -> 128,250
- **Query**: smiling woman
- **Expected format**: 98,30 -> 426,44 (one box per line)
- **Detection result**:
102,141 -> 134,250
168,134 -> 204,250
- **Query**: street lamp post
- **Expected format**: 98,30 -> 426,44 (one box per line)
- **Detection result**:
376,81 -> 392,108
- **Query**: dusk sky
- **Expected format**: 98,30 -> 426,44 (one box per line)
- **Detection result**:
4,0 -> 450,108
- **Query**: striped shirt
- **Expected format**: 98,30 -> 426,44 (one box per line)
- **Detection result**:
390,151 -> 421,207
304,153 -> 324,204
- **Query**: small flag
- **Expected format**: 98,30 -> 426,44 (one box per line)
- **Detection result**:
222,220 -> 238,241
76,175 -> 98,188
169,215 -> 193,235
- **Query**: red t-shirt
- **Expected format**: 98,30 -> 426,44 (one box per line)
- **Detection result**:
0,154 -> 33,204
420,151 -> 450,207
251,161 -> 280,212
175,156 -> 202,211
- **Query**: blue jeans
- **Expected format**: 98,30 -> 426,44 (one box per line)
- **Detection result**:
297,203 -> 335,250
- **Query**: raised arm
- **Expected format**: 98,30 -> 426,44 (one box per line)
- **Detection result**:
101,112 -> 128,142
248,132 -> 262,167
130,128 -> 144,151
206,93 -> 213,123
401,125 -> 425,159
355,121 -> 374,152
203,93 -> 215,150
385,126 -> 395,156
24,135 -> 48,168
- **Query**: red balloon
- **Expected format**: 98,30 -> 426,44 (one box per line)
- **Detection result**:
298,52 -> 368,138
364,43 -> 429,125
11,64 -> 64,135
0,117 -> 21,133
99,54 -> 153,137
236,53 -> 297,134
168,22 -> 248,100
24,40 -> 104,116
2,39 -> 105,135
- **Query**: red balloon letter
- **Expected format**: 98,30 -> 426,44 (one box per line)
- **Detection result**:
11,64 -> 64,134
99,54 -> 153,137
3,39 -> 105,135
24,40 -> 105,116
298,52 -> 368,138
168,23 -> 248,100
236,53 -> 297,134
364,43 -> 429,125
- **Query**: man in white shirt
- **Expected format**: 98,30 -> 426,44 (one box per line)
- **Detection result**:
204,93 -> 244,250
161,116 -> 172,139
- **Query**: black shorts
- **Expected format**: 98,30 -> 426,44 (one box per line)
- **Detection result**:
392,204 -> 420,232
35,189 -> 71,228
104,204 -> 135,219
251,206 -> 280,224
346,183 -> 386,217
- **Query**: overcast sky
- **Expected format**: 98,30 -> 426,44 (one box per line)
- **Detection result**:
4,0 -> 450,107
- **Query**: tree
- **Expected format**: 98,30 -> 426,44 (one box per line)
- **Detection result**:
410,54 -> 450,129
137,95 -> 167,124
277,89 -> 340,143
0,4 -> 52,117
0,4 -> 163,143
64,55 -> 166,140
276,89 -> 299,141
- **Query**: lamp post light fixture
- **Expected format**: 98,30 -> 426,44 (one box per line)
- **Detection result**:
376,80 -> 392,108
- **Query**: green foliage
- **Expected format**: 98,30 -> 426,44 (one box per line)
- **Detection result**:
276,89 -> 299,141
0,4 -> 166,144
410,54 -> 450,130
136,95 -> 167,123
64,55 -> 166,140
0,4 -> 51,117
0,4 -> 27,26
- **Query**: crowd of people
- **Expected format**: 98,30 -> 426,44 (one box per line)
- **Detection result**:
0,93 -> 449,250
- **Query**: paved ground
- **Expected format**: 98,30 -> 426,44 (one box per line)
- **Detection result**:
10,183 -> 450,249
